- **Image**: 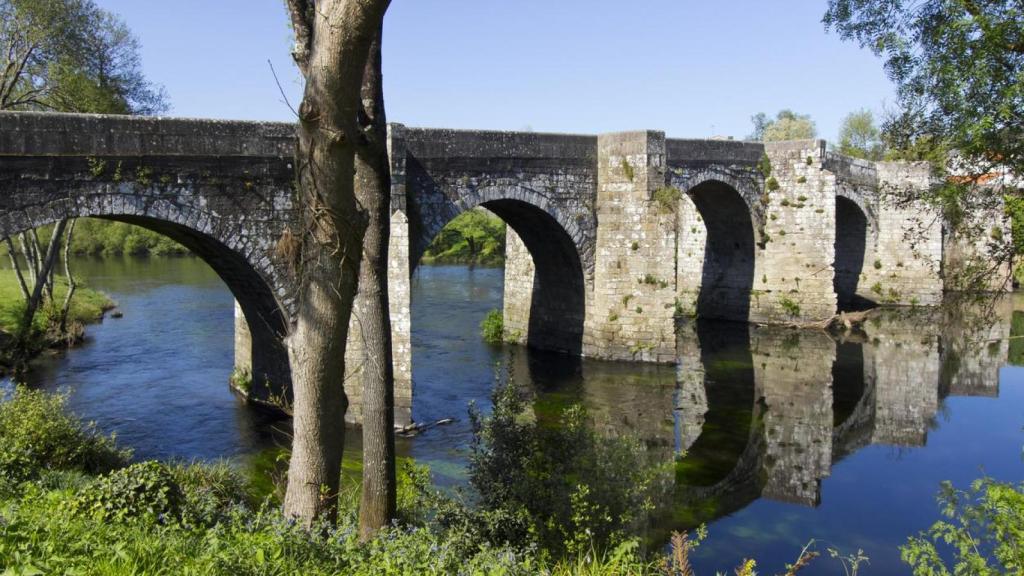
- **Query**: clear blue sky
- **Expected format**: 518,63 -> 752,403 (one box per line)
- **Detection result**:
94,0 -> 895,142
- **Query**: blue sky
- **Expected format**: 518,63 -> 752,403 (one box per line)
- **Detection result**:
94,1 -> 895,142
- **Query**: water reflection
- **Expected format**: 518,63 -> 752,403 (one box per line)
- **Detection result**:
497,297 -> 1017,570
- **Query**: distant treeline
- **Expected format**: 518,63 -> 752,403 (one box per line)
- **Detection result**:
0,219 -> 190,257
421,210 -> 506,267
6,213 -> 510,263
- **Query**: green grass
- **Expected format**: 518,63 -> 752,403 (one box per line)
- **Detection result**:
0,270 -> 114,335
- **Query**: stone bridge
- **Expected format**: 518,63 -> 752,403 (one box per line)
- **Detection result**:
0,111 -> 952,424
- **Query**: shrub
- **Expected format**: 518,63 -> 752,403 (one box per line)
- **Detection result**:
480,309 -> 504,344
0,386 -> 129,485
74,461 -> 184,524
779,296 -> 801,317
464,371 -> 671,556
766,176 -> 780,191
653,186 -> 682,213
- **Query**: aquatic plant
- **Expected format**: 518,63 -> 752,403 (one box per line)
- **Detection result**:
480,309 -> 504,344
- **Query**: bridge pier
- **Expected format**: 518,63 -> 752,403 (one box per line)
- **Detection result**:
582,131 -> 678,363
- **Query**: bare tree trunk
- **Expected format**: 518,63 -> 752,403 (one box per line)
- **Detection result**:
18,220 -> 66,339
356,27 -> 397,541
282,0 -> 390,527
19,232 -> 37,288
59,219 -> 78,333
4,237 -> 30,300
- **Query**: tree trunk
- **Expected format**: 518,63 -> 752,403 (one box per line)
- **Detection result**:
18,220 -> 66,340
4,237 -> 30,301
282,0 -> 391,527
59,219 -> 78,333
355,28 -> 397,541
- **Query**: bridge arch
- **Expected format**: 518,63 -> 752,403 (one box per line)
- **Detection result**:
676,176 -> 759,322
410,190 -> 588,356
834,195 -> 876,311
0,184 -> 292,401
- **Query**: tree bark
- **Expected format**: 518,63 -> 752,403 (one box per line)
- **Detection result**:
59,219 -> 78,333
18,220 -> 65,339
4,236 -> 30,300
282,0 -> 390,527
355,26 -> 397,541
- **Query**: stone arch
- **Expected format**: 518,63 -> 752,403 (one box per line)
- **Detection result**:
409,190 -> 588,357
678,177 -> 758,322
834,196 -> 875,311
409,183 -> 593,275
0,186 -> 292,402
672,167 -> 765,242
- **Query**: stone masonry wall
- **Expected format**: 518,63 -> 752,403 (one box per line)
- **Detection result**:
584,132 -> 677,363
502,227 -> 534,345
753,140 -> 837,322
872,162 -> 944,305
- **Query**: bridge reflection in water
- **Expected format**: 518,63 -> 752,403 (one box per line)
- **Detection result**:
500,296 -> 1015,548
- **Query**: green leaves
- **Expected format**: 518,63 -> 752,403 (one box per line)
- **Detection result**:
901,477 -> 1024,575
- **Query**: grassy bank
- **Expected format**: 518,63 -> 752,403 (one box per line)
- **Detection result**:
0,387 -> 666,575
0,270 -> 115,372
0,270 -> 114,335
422,210 -> 506,267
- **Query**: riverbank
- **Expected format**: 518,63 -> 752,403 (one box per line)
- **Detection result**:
0,270 -> 116,373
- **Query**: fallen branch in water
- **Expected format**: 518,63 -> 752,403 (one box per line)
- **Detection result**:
395,418 -> 454,437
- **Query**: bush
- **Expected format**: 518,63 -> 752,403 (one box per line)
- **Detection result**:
0,386 -> 129,485
463,372 -> 671,557
74,461 -> 184,524
480,309 -> 504,344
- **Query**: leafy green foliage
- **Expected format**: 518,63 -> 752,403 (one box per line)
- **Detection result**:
901,478 -> 1024,575
422,210 -> 506,267
838,109 -> 885,160
749,110 -> 817,141
0,0 -> 167,113
74,461 -> 184,524
0,386 -> 128,487
67,218 -> 190,256
463,374 -> 671,557
480,309 -> 504,344
825,0 -> 1023,180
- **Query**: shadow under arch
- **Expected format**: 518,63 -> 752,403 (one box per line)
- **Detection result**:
689,180 -> 756,322
834,196 -> 874,312
413,199 -> 587,357
12,215 -> 291,403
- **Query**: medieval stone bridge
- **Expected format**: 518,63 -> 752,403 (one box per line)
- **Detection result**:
0,111 -> 948,424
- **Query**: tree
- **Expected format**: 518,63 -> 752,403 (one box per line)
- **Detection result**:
1,0 -> 166,362
353,29 -> 398,540
838,109 -> 885,160
824,0 -> 1023,180
747,109 -> 817,142
281,0 -> 391,527
0,0 -> 167,114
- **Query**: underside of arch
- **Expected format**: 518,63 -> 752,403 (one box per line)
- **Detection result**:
834,196 -> 874,312
689,180 -> 756,322
7,213 -> 291,403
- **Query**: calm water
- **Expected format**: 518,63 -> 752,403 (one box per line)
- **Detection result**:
5,256 -> 1024,574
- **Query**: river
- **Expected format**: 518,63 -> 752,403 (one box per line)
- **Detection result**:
4,255 -> 1023,574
